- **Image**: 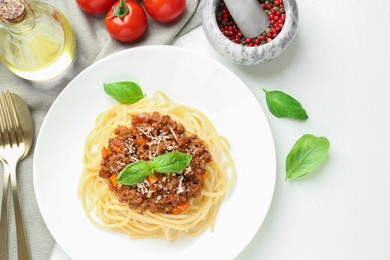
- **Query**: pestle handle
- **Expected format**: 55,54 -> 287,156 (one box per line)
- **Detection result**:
224,0 -> 270,38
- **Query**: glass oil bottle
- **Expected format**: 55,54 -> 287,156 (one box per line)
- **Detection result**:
0,0 -> 76,81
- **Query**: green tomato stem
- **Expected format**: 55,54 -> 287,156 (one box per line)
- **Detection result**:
114,0 -> 129,19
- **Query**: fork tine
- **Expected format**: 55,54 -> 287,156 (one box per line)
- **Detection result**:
4,92 -> 23,146
0,93 -> 11,148
0,92 -> 23,148
0,93 -> 13,147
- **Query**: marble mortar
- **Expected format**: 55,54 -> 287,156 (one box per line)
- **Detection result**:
202,0 -> 299,65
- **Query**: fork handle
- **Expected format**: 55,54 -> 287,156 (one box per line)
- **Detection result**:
9,162 -> 31,260
0,163 -> 10,260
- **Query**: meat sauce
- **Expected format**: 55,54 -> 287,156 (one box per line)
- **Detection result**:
99,112 -> 212,214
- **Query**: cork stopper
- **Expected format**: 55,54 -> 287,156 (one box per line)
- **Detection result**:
0,0 -> 26,23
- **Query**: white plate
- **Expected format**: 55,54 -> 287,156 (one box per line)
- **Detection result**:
33,46 -> 276,260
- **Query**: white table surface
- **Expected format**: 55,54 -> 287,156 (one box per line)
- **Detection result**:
50,2 -> 390,259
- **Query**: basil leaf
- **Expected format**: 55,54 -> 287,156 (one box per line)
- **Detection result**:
286,134 -> 330,180
116,161 -> 153,185
151,152 -> 192,174
104,81 -> 145,104
263,89 -> 308,120
115,152 -> 192,186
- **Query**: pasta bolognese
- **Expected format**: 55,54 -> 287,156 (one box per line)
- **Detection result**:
78,91 -> 236,240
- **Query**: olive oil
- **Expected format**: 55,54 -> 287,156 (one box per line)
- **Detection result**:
0,0 -> 76,81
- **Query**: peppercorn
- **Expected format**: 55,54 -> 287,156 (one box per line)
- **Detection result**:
216,0 -> 286,47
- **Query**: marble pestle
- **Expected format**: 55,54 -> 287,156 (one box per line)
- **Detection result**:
224,0 -> 270,38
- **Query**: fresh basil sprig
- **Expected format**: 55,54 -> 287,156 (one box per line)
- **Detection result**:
263,89 -> 308,120
286,134 -> 330,180
150,152 -> 193,173
116,152 -> 192,186
116,161 -> 154,185
104,81 -> 145,104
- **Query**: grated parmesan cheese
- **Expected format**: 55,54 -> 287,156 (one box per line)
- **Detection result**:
138,126 -> 175,158
175,175 -> 185,194
184,166 -> 192,175
169,127 -> 178,141
136,180 -> 150,194
124,142 -> 134,154
130,156 -> 139,162
192,147 -> 198,156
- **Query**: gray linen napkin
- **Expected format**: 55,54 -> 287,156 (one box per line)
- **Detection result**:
0,0 -> 203,259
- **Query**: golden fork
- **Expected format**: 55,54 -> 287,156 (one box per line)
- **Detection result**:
0,91 -> 32,260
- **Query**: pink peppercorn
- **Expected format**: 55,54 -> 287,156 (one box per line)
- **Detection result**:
216,0 -> 286,47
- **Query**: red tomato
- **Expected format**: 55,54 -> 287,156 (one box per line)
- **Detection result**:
76,0 -> 116,14
144,0 -> 186,22
105,0 -> 148,42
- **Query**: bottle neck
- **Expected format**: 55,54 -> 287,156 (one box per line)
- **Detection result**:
0,0 -> 39,34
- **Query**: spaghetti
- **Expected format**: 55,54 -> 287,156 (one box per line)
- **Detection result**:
78,91 -> 236,240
